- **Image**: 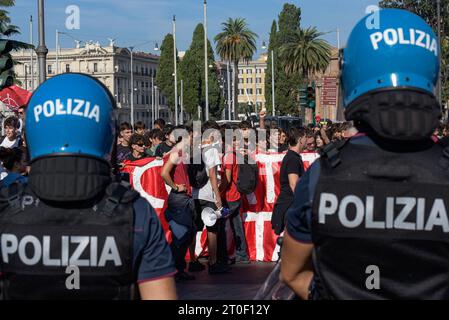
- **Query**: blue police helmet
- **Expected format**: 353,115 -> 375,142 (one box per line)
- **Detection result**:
26,73 -> 116,162
341,8 -> 440,107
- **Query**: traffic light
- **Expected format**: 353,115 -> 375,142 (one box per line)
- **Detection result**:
306,83 -> 316,109
0,40 -> 14,89
299,85 -> 308,108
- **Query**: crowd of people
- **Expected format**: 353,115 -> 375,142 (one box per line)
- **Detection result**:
112,110 -> 362,283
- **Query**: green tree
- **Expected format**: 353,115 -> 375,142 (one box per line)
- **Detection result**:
156,34 -> 178,112
280,27 -> 332,77
0,0 -> 33,87
266,3 -> 303,116
265,20 -> 277,115
180,23 -> 222,120
380,0 -> 449,105
214,18 -> 258,118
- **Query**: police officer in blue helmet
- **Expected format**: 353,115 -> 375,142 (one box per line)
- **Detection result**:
280,8 -> 449,299
0,73 -> 177,300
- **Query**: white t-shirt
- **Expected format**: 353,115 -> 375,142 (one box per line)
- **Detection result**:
192,145 -> 222,203
0,136 -> 19,148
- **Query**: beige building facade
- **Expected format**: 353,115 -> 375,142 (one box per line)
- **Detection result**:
237,54 -> 267,113
12,41 -> 170,126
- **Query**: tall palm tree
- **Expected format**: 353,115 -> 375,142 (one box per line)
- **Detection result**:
214,18 -> 258,117
280,27 -> 332,78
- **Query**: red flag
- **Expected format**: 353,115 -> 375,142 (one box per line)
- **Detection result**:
0,85 -> 32,112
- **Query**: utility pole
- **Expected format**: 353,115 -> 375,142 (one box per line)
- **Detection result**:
151,76 -> 154,127
227,61 -> 231,120
55,29 -> 59,75
180,79 -> 184,123
204,0 -> 209,120
30,15 -> 34,91
130,47 -> 134,126
37,0 -> 48,84
173,15 -> 178,125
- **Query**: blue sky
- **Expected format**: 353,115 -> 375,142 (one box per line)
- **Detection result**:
9,0 -> 379,58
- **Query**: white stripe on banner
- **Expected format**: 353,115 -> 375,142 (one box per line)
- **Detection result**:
245,212 -> 273,261
271,231 -> 284,261
256,153 -> 286,204
132,159 -> 166,209
195,231 -> 204,257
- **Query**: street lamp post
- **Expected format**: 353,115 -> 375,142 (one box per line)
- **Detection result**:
130,46 -> 134,126
56,29 -> 59,75
173,15 -> 178,125
37,0 -> 48,85
30,15 -> 34,91
227,61 -> 232,120
180,79 -> 184,123
204,0 -> 209,121
262,41 -> 275,116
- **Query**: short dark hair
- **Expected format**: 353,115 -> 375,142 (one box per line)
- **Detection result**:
149,129 -> 165,141
129,134 -> 145,146
154,118 -> 166,129
134,121 -> 146,131
3,116 -> 18,129
120,122 -> 133,132
163,124 -> 175,137
288,127 -> 307,147
239,120 -> 252,130
202,120 -> 220,133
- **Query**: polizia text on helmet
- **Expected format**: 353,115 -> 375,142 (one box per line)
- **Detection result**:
370,28 -> 438,57
32,99 -> 101,123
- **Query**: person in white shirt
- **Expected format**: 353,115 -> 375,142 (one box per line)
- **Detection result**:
0,116 -> 21,149
192,121 -> 231,274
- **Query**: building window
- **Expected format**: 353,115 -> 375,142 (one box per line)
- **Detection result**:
256,78 -> 262,84
141,81 -> 145,89
256,88 -> 262,95
239,78 -> 244,84
153,70 -> 157,78
65,64 -> 71,73
239,89 -> 244,95
146,82 -> 149,88
246,78 -> 252,84
47,65 -> 52,74
239,69 -> 243,74
141,67 -> 144,75
247,69 -> 252,74
93,63 -> 98,72
247,89 -> 253,95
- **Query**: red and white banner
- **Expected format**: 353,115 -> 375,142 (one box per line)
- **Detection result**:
122,151 -> 319,262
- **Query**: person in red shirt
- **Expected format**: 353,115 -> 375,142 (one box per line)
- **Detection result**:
219,127 -> 250,264
161,125 -> 196,282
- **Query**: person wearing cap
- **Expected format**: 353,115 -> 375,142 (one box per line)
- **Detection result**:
280,9 -> 449,299
0,74 -> 177,300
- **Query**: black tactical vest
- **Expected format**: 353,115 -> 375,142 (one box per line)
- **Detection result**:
0,182 -> 137,300
311,139 -> 449,299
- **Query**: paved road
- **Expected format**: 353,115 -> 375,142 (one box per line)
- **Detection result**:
176,260 -> 276,300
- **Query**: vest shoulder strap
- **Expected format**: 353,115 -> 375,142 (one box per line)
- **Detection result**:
101,181 -> 139,216
319,139 -> 348,168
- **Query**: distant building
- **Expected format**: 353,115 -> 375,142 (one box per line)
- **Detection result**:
309,47 -> 342,123
12,41 -> 172,126
237,54 -> 267,113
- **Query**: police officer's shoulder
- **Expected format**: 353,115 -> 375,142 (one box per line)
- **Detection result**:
0,181 -> 26,212
105,180 -> 140,204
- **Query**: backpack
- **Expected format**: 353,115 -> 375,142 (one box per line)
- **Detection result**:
236,157 -> 258,195
187,161 -> 209,189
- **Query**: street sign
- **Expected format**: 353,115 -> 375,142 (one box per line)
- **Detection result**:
321,76 -> 338,106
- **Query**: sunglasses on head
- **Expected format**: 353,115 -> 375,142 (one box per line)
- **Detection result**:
135,143 -> 145,147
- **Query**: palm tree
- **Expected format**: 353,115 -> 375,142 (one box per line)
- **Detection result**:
280,27 -> 332,78
0,0 -> 33,87
214,18 -> 258,118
